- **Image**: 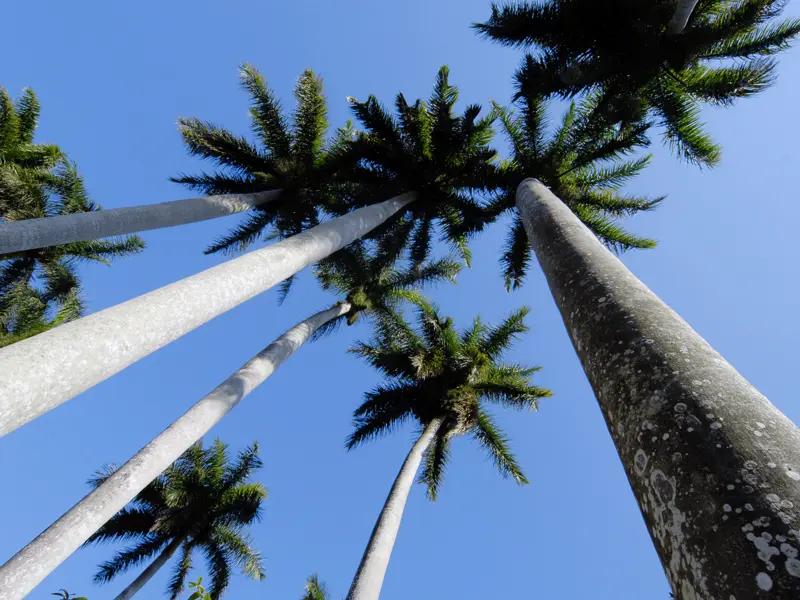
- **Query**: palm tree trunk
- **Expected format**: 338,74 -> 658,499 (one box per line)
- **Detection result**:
515,178 -> 800,599
0,193 -> 415,437
0,302 -> 349,600
0,190 -> 281,255
113,535 -> 187,600
346,418 -> 443,600
667,0 -> 699,35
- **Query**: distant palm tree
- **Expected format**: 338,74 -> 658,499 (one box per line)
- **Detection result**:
345,303 -> 551,600
301,574 -> 329,600
474,0 -> 800,165
487,90 -> 663,290
0,87 -> 143,339
85,440 -> 266,600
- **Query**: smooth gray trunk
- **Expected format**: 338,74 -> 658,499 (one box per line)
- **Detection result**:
113,534 -> 186,600
0,190 -> 281,254
667,0 -> 699,35
346,419 -> 443,600
516,179 -> 800,599
0,303 -> 349,600
0,193 -> 414,437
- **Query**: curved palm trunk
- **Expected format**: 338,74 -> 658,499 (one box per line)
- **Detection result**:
0,193 -> 415,437
516,179 -> 800,599
0,190 -> 281,255
113,534 -> 187,600
346,418 -> 443,600
667,0 -> 699,35
0,303 -> 349,600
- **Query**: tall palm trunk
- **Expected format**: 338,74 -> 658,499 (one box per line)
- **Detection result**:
0,190 -> 280,255
667,0 -> 699,35
0,303 -> 349,600
346,418 -> 443,600
114,534 -> 187,600
516,178 -> 800,599
0,192 -> 415,437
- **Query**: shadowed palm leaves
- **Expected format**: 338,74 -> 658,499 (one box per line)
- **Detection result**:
475,0 -> 800,165
313,218 -> 461,337
173,65 -> 353,300
85,440 -> 266,600
0,88 -> 144,339
489,92 -> 664,289
343,66 -> 497,268
349,303 -> 550,499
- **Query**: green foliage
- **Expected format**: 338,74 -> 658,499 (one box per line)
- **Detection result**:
186,578 -> 211,600
51,590 -> 87,600
85,440 -> 267,600
341,66 -> 498,266
173,65 -> 356,300
349,302 -> 551,500
312,219 -> 461,337
0,87 -> 143,345
475,0 -> 800,166
488,92 -> 663,289
301,574 -> 329,600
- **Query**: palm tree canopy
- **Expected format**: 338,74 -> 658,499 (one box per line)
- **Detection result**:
301,574 -> 329,600
489,91 -> 664,289
0,87 -> 144,339
313,213 -> 461,333
85,439 -> 267,600
474,0 -> 800,165
348,302 -> 552,499
173,64 -> 359,300
340,66 -> 498,267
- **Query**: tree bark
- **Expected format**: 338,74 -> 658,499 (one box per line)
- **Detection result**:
0,190 -> 281,255
0,303 -> 349,600
0,192 -> 415,437
113,535 -> 187,600
346,419 -> 443,600
667,0 -> 699,35
516,178 -> 800,599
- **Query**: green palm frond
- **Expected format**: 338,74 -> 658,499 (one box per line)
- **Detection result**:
94,535 -> 168,583
472,409 -> 528,484
418,427 -> 451,501
167,541 -> 193,600
480,306 -> 530,359
302,574 -> 329,600
239,63 -> 291,157
291,70 -> 328,164
204,543 -> 231,600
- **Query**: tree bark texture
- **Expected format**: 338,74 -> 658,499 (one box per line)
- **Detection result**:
0,303 -> 349,600
0,193 -> 414,437
516,178 -> 800,599
0,190 -> 281,254
346,419 -> 443,600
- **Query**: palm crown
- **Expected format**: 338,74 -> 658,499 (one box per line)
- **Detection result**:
489,91 -> 664,289
0,88 -> 144,337
314,214 -> 461,333
348,303 -> 551,499
342,66 -> 498,268
475,0 -> 800,165
85,439 -> 267,600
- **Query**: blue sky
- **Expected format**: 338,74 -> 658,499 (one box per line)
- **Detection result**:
2,1 -> 799,599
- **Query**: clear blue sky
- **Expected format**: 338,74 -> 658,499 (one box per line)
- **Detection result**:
2,1 -> 799,599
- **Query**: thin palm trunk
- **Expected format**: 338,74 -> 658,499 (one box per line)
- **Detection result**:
0,190 -> 281,255
0,192 -> 415,437
667,0 -> 699,35
0,303 -> 349,600
515,178 -> 800,599
346,418 -> 443,600
113,534 -> 187,600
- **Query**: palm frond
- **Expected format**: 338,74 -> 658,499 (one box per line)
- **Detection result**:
93,535 -> 168,584
291,70 -> 328,164
472,409 -> 528,484
167,541 -> 194,600
418,426 -> 451,501
302,574 -> 329,600
238,63 -> 291,157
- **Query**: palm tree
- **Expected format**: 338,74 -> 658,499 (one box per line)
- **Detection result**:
516,178 -> 800,598
474,0 -> 800,165
345,304 -> 551,600
84,440 -> 266,600
0,281 -> 83,348
0,239 -> 458,598
487,91 -> 662,290
0,88 -> 143,335
0,65 -> 489,438
301,574 -> 329,600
